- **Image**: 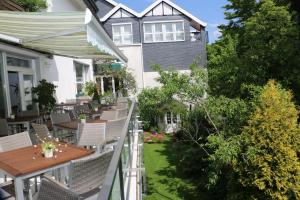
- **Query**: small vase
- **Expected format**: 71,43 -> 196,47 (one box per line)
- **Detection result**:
44,149 -> 54,158
81,119 -> 86,123
94,108 -> 98,112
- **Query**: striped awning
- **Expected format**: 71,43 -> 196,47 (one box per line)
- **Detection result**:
0,9 -> 127,63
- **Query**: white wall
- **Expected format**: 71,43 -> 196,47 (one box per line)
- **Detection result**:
46,0 -> 85,12
118,45 -> 144,93
40,56 -> 93,103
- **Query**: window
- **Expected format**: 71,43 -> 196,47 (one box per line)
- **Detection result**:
7,56 -> 31,68
166,112 -> 172,124
144,21 -> 185,43
75,62 -> 89,96
112,23 -> 133,45
166,112 -> 180,125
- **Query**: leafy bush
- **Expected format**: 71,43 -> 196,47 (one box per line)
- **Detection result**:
84,81 -> 100,101
32,79 -> 56,113
14,0 -> 47,11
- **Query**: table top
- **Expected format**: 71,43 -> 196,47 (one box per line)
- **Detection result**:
7,116 -> 39,123
55,119 -> 108,130
0,143 -> 93,177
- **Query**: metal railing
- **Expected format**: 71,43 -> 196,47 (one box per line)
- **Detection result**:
98,98 -> 141,200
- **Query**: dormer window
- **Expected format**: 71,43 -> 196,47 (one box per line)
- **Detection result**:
112,23 -> 133,45
143,21 -> 185,43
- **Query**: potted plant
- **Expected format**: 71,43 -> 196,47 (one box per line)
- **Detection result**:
79,114 -> 87,123
42,142 -> 55,158
32,79 -> 57,114
84,81 -> 101,103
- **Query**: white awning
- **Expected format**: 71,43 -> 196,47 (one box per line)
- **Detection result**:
0,9 -> 127,63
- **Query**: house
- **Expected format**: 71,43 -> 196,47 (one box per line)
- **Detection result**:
0,0 -> 127,118
94,0 -> 207,92
94,0 -> 207,132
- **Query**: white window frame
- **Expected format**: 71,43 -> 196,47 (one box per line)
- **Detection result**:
143,20 -> 185,43
112,23 -> 133,45
74,62 -> 89,96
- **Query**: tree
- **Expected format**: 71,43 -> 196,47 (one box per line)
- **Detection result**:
234,80 -> 300,199
14,0 -> 47,12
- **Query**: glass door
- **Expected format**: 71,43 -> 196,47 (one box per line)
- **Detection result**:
22,74 -> 34,111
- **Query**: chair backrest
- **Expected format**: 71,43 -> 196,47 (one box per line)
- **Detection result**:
68,151 -> 114,195
74,105 -> 90,116
0,118 -> 10,137
106,117 -> 127,142
114,102 -> 128,109
50,113 -> 71,125
0,131 -> 32,152
32,123 -> 52,143
101,110 -> 118,120
37,177 -> 79,200
77,123 -> 106,147
117,97 -> 128,103
64,110 -> 77,120
117,108 -> 128,119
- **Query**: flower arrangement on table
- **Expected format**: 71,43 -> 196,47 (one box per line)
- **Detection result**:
79,114 -> 87,123
41,142 -> 56,158
144,131 -> 165,143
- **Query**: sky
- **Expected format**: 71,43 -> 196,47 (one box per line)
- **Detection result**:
115,0 -> 228,43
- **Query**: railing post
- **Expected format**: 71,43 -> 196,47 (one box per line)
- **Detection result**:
118,159 -> 126,200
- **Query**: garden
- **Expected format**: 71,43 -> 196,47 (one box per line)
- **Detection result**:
139,0 -> 300,199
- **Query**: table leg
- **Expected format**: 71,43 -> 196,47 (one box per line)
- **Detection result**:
14,178 -> 24,200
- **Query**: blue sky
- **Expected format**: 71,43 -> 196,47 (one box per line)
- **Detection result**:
115,0 -> 228,43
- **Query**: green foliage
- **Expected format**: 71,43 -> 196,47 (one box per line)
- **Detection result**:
233,81 -> 300,200
32,79 -> 56,113
138,62 -> 207,130
209,0 -> 300,103
84,81 -> 100,101
14,0 -> 47,11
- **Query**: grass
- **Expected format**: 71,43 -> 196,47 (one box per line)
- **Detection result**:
143,136 -> 201,200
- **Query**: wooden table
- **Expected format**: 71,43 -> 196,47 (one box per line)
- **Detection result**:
7,116 -> 40,130
0,143 -> 93,200
54,119 -> 108,131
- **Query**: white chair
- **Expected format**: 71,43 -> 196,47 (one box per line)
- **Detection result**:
101,110 -> 118,120
105,117 -> 127,143
116,108 -> 128,119
77,123 -> 106,152
0,131 -> 32,152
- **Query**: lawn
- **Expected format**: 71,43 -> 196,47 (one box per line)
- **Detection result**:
143,137 -> 201,200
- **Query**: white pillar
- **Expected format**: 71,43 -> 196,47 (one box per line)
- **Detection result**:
100,76 -> 104,95
112,77 -> 116,96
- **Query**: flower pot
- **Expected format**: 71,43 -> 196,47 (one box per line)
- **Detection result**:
44,149 -> 54,158
81,119 -> 86,123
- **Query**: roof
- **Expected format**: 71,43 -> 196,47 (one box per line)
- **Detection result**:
0,9 -> 127,63
100,3 -> 139,22
104,0 -> 118,7
139,0 -> 207,27
0,0 -> 24,11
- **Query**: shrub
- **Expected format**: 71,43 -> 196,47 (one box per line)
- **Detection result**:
234,80 -> 300,199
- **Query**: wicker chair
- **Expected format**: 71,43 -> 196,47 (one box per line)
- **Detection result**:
37,176 -> 79,200
116,108 -> 128,119
77,123 -> 106,152
101,110 -> 118,120
37,151 -> 114,199
0,131 -> 32,152
0,119 -> 10,137
31,123 -> 53,144
50,113 -> 71,125
68,150 -> 114,195
50,113 -> 74,142
105,117 -> 127,143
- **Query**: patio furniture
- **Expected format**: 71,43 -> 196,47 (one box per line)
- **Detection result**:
0,131 -> 32,152
112,102 -> 128,110
0,118 -> 11,137
50,113 -> 74,142
116,108 -> 128,119
77,123 -> 106,152
7,115 -> 39,131
36,150 -> 113,200
54,119 -> 108,132
101,110 -> 118,120
31,123 -> 53,144
0,143 -> 94,200
117,97 -> 128,103
106,117 -> 127,143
